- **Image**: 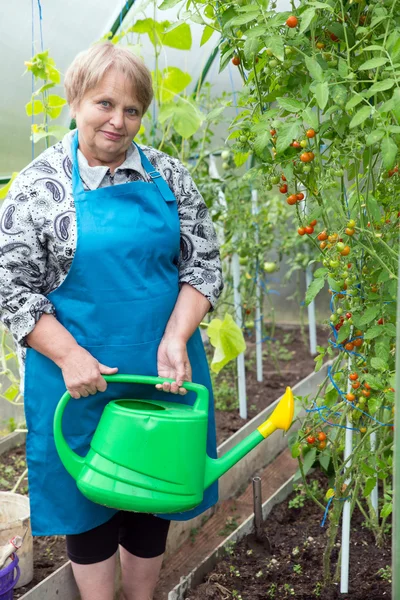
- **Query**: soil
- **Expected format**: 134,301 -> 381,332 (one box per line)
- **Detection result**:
185,473 -> 392,600
0,324 -> 328,597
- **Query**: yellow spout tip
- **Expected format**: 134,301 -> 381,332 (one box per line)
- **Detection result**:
274,387 -> 295,431
257,387 -> 295,439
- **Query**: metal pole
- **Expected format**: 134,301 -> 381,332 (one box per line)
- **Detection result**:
251,189 -> 263,382
232,250 -> 247,419
370,431 -> 378,514
392,239 -> 400,600
253,476 -> 263,540
340,355 -> 353,593
305,266 -> 317,356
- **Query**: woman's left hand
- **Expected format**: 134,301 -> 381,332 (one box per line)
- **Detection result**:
156,336 -> 192,395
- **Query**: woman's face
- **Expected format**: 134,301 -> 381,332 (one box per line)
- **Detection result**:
72,69 -> 143,167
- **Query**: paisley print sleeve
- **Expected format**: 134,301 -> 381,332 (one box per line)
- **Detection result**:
0,178 -> 56,347
168,160 -> 224,310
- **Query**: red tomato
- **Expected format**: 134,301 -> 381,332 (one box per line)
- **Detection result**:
232,56 -> 240,66
286,15 -> 298,28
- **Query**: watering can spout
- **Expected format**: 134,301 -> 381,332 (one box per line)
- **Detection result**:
204,387 -> 294,490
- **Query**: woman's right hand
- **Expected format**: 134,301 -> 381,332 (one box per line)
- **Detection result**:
58,345 -> 118,399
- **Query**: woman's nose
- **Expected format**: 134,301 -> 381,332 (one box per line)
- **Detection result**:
108,111 -> 124,129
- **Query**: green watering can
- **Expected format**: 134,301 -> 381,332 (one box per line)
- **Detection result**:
54,375 -> 294,514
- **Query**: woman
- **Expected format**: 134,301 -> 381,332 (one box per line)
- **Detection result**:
0,42 -> 223,600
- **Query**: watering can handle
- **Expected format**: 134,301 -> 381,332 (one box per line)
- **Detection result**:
53,375 -> 209,481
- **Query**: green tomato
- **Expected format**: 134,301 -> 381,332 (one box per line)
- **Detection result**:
330,260 -> 340,268
271,176 -> 280,184
221,150 -> 230,161
334,169 -> 344,177
300,139 -> 308,148
303,165 -> 311,174
269,59 -> 278,68
239,256 -> 248,265
337,242 -> 345,252
330,313 -> 338,323
284,47 -> 293,56
265,183 -> 272,191
239,135 -> 247,143
266,48 -> 273,56
341,271 -> 348,280
222,162 -> 230,170
263,261 -> 277,273
336,307 -> 343,315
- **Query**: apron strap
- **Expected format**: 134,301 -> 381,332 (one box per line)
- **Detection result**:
71,132 -> 176,203
135,144 -> 176,202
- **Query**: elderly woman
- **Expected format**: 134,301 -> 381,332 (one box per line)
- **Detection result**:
0,42 -> 223,600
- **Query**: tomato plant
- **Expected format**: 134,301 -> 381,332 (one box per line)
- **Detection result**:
189,0 -> 399,586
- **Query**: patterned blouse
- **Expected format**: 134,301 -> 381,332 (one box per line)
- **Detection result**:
0,130 -> 223,379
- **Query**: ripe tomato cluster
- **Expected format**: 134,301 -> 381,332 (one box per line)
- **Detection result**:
306,430 -> 327,450
297,219 -> 317,235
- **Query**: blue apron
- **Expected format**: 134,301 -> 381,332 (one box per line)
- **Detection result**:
24,131 -> 218,536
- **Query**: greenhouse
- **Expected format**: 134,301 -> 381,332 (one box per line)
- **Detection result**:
0,0 -> 399,598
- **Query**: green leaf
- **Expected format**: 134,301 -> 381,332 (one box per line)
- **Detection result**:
375,338 -> 390,363
253,130 -> 271,155
337,322 -> 351,344
368,397 -> 380,415
366,194 -> 381,222
0,172 -> 18,200
158,98 -> 203,138
363,477 -> 377,497
365,79 -> 395,96
381,136 -> 397,170
276,121 -> 300,153
243,36 -> 262,61
158,0 -> 183,8
319,451 -> 331,472
3,384 -> 19,402
327,276 -> 341,293
234,151 -> 249,167
299,8 -> 315,33
314,267 -> 328,278
305,56 -> 324,81
349,106 -> 372,129
315,82 -> 329,110
302,107 -> 319,130
219,46 -> 235,72
25,99 -> 44,116
207,313 -> 246,374
381,503 -> 392,519
200,25 -> 214,46
358,57 -> 388,71
338,58 -> 348,78
370,357 -> 388,371
364,325 -> 385,340
277,97 -> 304,113
162,22 -> 192,49
47,94 -> 67,108
265,35 -> 284,62
357,305 -> 380,326
305,277 -> 325,306
226,11 -> 260,26
366,129 -> 385,146
345,94 -> 364,110
158,67 -> 192,102
360,463 -> 376,477
302,447 -> 317,477
364,373 -> 384,390
205,105 -> 226,121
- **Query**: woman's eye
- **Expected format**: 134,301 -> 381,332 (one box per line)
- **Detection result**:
127,108 -> 137,115
100,101 -> 110,107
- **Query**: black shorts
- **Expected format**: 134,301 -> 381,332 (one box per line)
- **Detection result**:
66,512 -> 171,565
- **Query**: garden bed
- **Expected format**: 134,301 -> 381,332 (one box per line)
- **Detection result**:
0,324 -> 328,597
182,473 -> 392,600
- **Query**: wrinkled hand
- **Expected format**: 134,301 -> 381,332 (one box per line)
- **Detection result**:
156,337 -> 192,395
58,345 -> 118,399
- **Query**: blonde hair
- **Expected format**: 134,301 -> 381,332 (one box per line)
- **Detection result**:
64,42 -> 153,114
